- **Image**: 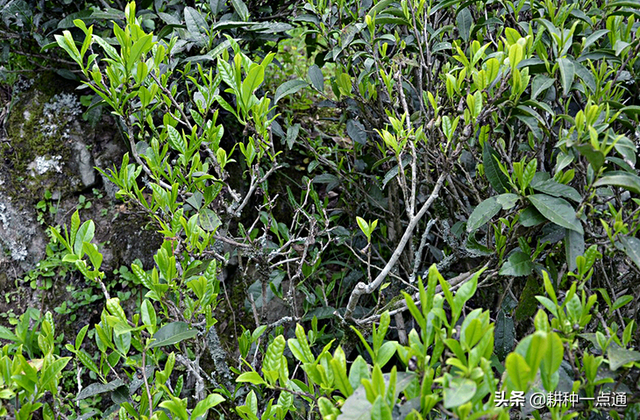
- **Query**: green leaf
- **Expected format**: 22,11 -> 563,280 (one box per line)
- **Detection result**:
463,318 -> 484,348
348,356 -> 370,392
262,335 -> 285,384
499,251 -> 533,276
443,378 -> 476,408
371,395 -> 392,420
74,220 -> 95,256
199,208 -> 221,232
356,216 -> 370,238
593,171 -> 640,194
242,64 -> 265,106
70,210 -> 80,245
40,357 -> 71,393
525,332 -> 548,374
192,394 -> 225,419
540,332 -> 563,391
77,349 -> 100,375
83,242 -> 103,271
308,64 -> 324,92
127,34 -> 153,72
166,126 -> 186,154
557,57 -> 575,97
231,0 -> 250,21
467,197 -> 501,232
75,325 -> 90,350
141,299 -> 157,330
506,352 -> 531,390
236,371 -> 266,385
454,269 -> 480,309
330,349 -> 353,397
619,235 -> 640,270
274,79 -> 308,104
483,143 -> 511,193
528,194 -> 583,234
611,295 -> 633,311
149,322 -> 198,348
375,341 -> 397,367
607,345 -> 640,371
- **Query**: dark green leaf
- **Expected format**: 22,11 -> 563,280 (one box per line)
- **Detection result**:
619,235 -> 640,270
308,64 -> 324,92
483,143 -> 511,193
531,178 -> 582,202
575,144 -> 605,172
613,135 -> 636,166
557,57 -> 575,97
528,194 -> 583,234
495,311 -> 515,360
608,345 -> 640,371
531,75 -> 555,100
339,384 -> 372,420
347,119 -> 367,145
456,8 -> 472,42
575,62 -> 596,93
184,7 -> 208,37
382,155 -> 411,189
231,0 -> 249,21
166,126 -> 186,154
607,0 -> 640,7
499,251 -> 533,276
149,322 -> 198,348
519,205 -> 546,227
565,229 -> 584,272
593,171 -> 640,194
467,197 -> 501,232
496,193 -> 519,210
77,379 -> 125,400
274,79 -> 308,104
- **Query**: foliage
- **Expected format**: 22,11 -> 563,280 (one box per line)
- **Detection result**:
1,0 -> 640,419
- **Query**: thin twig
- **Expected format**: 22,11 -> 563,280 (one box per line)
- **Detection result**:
344,172 -> 447,321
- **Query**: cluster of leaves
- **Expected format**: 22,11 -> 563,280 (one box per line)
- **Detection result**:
2,0 -> 640,419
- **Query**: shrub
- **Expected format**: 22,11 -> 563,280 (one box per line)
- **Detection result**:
1,0 -> 640,419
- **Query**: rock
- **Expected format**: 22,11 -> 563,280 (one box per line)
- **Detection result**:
0,198 -> 46,269
0,73 -> 158,280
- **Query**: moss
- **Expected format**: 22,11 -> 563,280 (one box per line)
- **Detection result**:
515,275 -> 542,323
0,74 -> 80,205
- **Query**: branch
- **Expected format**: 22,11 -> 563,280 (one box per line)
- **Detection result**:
354,265 -> 491,325
232,164 -> 281,217
343,172 -> 447,321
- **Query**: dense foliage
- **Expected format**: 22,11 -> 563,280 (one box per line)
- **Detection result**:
1,0 -> 640,419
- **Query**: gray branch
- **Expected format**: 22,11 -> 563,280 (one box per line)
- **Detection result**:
343,172 -> 447,321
